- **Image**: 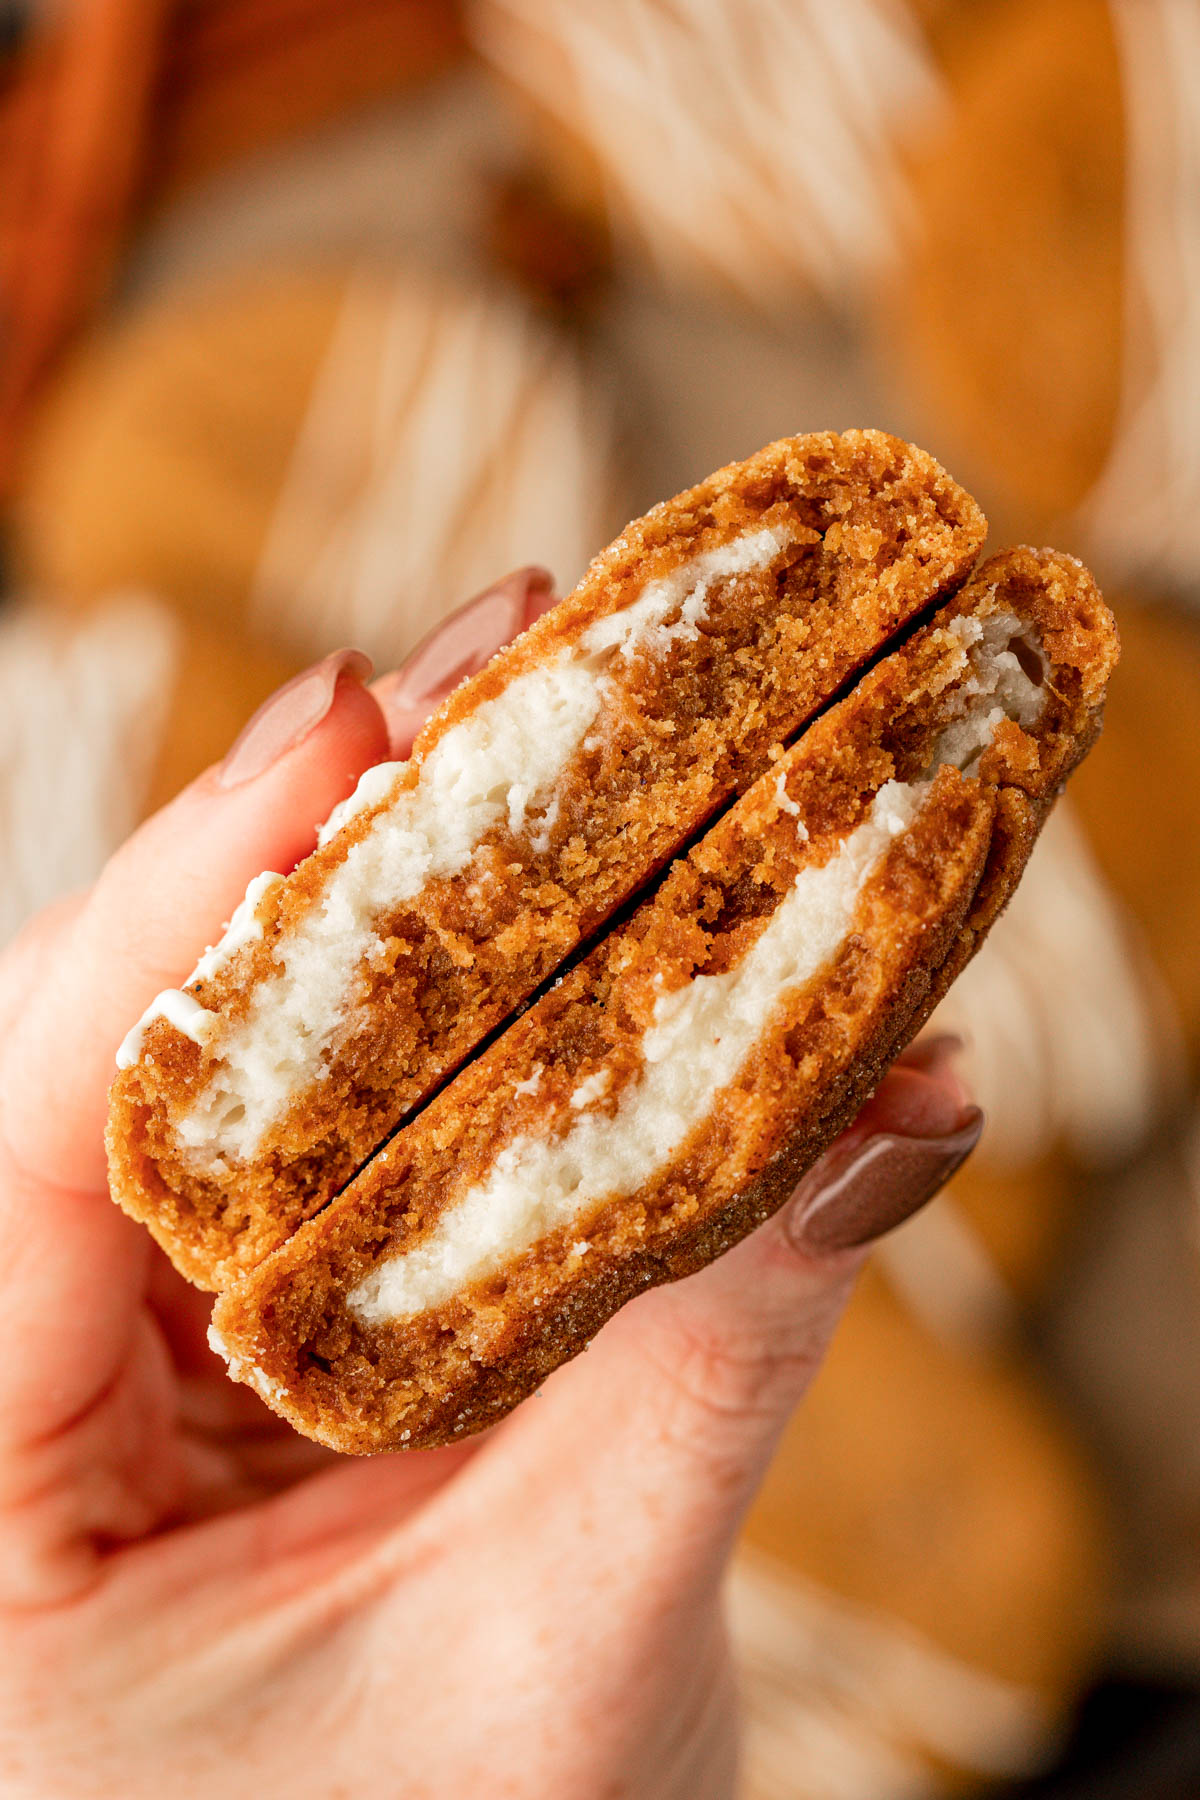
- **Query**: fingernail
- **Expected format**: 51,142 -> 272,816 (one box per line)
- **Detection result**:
383,566 -> 556,715
218,648 -> 373,788
517,565 -> 559,628
901,1031 -> 964,1073
371,568 -> 557,754
787,1106 -> 984,1256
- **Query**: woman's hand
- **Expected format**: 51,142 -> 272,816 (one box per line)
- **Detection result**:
0,570 -> 980,1799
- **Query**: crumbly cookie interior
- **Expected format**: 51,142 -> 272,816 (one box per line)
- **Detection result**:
110,432 -> 986,1287
207,566 -> 1108,1455
345,615 -> 1045,1328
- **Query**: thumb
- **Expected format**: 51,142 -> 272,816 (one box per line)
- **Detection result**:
0,649 -> 388,1497
369,567 -> 556,757
488,1041 -> 981,1597
2,648 -> 388,1195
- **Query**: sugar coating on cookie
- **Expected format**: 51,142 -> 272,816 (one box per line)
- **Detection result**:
107,430 -> 986,1289
208,548 -> 1118,1452
123,524 -> 797,1161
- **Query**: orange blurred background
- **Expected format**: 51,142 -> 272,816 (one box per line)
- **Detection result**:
3,4 -> 1199,1793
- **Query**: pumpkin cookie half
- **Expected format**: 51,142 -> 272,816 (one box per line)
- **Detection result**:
208,547 -> 1117,1452
107,430 -> 984,1288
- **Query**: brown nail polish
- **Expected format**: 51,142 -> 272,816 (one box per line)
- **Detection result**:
368,670 -> 430,763
218,649 -> 372,789
788,1108 -> 984,1256
383,567 -> 557,714
517,565 -> 558,628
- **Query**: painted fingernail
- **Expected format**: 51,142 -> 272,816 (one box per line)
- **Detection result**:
381,566 -> 557,717
371,568 -> 558,754
787,1107 -> 984,1256
517,564 -> 559,628
218,648 -> 373,789
901,1032 -> 964,1073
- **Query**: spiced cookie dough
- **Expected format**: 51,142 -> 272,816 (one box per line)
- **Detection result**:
207,547 -> 1117,1452
107,430 -> 985,1288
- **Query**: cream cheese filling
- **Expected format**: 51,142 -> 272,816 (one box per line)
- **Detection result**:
115,878 -> 284,1070
347,619 -> 1046,1328
935,612 -> 1044,772
347,780 -> 923,1326
118,525 -> 796,1159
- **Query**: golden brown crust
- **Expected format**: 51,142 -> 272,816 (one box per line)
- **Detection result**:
209,547 -> 1118,1452
108,429 -> 986,1288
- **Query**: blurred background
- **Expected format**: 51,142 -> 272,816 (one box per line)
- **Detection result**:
1,0 -> 1198,1792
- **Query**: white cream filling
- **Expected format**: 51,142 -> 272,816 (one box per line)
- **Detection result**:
317,760 -> 406,850
117,988 -> 218,1069
581,524 -> 791,661
206,1321 -> 290,1405
347,780 -> 922,1326
127,525 -> 795,1158
315,523 -> 794,843
115,871 -> 284,1069
175,654 -> 608,1156
347,620 -> 1047,1328
935,613 -> 1044,773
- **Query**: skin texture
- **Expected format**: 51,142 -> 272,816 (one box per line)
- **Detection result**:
0,577 -> 978,1800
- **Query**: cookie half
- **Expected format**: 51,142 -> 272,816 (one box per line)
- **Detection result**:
208,548 -> 1118,1451
107,430 -> 985,1287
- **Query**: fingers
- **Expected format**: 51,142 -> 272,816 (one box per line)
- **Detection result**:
371,567 -> 557,756
481,1042 -> 982,1609
4,568 -> 557,1188
0,652 -> 388,1517
0,578 -> 553,1587
3,651 -> 388,1194
785,1040 -> 981,1255
0,891 -> 86,1040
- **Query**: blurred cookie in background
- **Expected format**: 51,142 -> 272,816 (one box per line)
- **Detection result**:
0,592 -> 292,948
871,793 -> 1180,1312
892,0 -> 1200,613
886,0 -> 1123,537
933,802 -> 1172,1177
10,263 -> 625,666
1043,1120 -> 1200,1690
734,1261 -> 1111,1799
879,1160 -> 1074,1330
468,0 -> 942,313
0,0 -> 467,497
1029,606 -> 1200,1690
1072,0 -> 1200,606
1068,599 -> 1200,1070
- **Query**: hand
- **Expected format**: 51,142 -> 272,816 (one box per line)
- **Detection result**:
0,570 -> 980,1799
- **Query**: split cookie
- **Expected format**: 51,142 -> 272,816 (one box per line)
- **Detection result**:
108,430 -> 985,1287
206,546 -> 1117,1450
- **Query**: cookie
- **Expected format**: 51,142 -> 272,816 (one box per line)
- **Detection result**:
204,543 -> 1116,1451
735,1261 -> 1110,1797
108,430 -> 986,1287
890,0 -> 1124,538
